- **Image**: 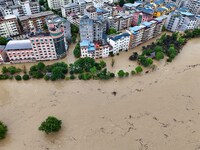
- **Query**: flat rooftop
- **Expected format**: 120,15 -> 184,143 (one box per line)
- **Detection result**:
19,11 -> 54,21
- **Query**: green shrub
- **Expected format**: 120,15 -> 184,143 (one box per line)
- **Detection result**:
135,66 -> 143,74
44,75 -> 50,81
0,121 -> 7,140
15,75 -> 22,81
117,70 -> 125,77
70,74 -> 75,80
22,74 -> 30,80
131,70 -> 136,75
125,72 -> 129,77
39,116 -> 62,134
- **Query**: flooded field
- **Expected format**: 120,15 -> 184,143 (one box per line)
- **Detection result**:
0,38 -> 200,150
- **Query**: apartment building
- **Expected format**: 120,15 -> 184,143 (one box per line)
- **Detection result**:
30,33 -> 57,61
165,11 -> 197,32
47,0 -> 71,10
127,26 -> 145,48
5,39 -> 35,63
61,3 -> 79,17
19,11 -> 54,33
46,15 -> 71,40
141,20 -> 156,42
154,15 -> 166,36
79,15 -> 94,42
0,0 -> 39,17
80,40 -> 96,58
80,40 -> 111,58
107,32 -> 130,54
187,0 -> 200,15
132,11 -> 153,26
0,15 -> 21,37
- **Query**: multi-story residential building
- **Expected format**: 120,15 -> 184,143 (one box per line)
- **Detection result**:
47,21 -> 68,58
19,11 -> 54,33
196,15 -> 200,28
4,39 -> 35,63
132,11 -> 153,26
165,11 -> 197,32
80,40 -> 96,58
154,15 -> 166,36
84,5 -> 97,19
66,13 -> 80,25
93,19 -> 105,42
30,33 -> 57,61
187,0 -> 200,15
118,14 -> 133,30
0,15 -> 21,37
107,32 -> 130,54
108,16 -> 120,31
80,40 -> 111,58
46,15 -> 71,40
47,0 -> 71,10
0,0 -> 39,17
127,26 -> 145,48
79,15 -> 94,42
61,3 -> 79,17
141,20 -> 156,42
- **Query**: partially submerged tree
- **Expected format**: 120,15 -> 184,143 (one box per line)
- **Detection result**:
39,116 -> 62,134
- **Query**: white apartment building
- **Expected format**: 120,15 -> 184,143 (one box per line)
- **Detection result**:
165,11 -> 198,32
0,15 -> 21,37
48,0 -> 71,10
107,32 -> 130,54
61,3 -> 79,17
0,1 -> 39,17
80,40 -> 111,58
187,0 -> 200,15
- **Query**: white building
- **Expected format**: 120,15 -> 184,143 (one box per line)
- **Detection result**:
0,15 -> 21,37
141,20 -> 156,42
187,0 -> 200,15
48,0 -> 71,10
107,32 -> 130,54
61,3 -> 79,17
165,11 -> 198,32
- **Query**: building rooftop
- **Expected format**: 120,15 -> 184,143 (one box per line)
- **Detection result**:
180,11 -> 194,16
4,15 -> 16,20
63,3 -> 78,7
80,40 -> 90,47
0,45 -> 5,50
110,33 -> 130,41
5,40 -> 32,51
141,21 -> 153,27
154,15 -> 167,22
129,26 -> 145,33
19,11 -> 54,21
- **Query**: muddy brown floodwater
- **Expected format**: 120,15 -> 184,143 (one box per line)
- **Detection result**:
0,38 -> 200,150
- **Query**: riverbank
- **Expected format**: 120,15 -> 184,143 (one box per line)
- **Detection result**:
0,38 -> 200,150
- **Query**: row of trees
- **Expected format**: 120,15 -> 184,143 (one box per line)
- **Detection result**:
0,116 -> 62,140
117,66 -> 143,77
129,32 -> 191,67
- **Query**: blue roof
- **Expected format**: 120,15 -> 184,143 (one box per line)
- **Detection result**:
129,26 -> 145,34
154,15 -> 167,22
80,40 -> 90,47
88,43 -> 95,51
141,21 -> 152,27
96,8 -> 108,13
124,3 -> 134,7
110,33 -> 130,41
180,11 -> 194,16
142,8 -> 154,15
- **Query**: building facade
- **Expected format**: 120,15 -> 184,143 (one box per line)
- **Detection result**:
0,15 -> 21,37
